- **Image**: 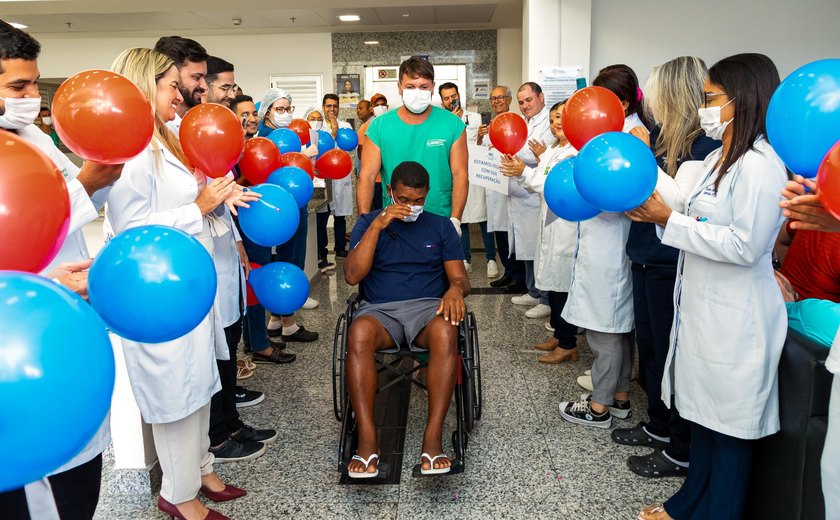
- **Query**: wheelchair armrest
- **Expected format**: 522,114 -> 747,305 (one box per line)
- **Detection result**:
346,293 -> 362,305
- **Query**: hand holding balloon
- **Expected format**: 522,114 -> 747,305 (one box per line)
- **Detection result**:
47,258 -> 94,299
302,142 -> 319,158
75,161 -> 124,196
224,185 -> 262,216
500,155 -> 527,177
195,176 -> 236,215
780,175 -> 840,232
625,191 -> 672,226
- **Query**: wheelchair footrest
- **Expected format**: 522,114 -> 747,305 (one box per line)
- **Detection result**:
411,458 -> 465,478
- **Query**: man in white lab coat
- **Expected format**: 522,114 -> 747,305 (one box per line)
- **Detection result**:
323,93 -> 355,257
0,21 -> 122,519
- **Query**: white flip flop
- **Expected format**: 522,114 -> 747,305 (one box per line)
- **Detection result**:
348,453 -> 379,479
420,453 -> 452,475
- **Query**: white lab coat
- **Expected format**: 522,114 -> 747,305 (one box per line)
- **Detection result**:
514,143 -> 578,292
105,141 -> 224,424
17,125 -> 113,475
660,138 -> 787,440
329,120 -> 354,216
461,110 -> 487,223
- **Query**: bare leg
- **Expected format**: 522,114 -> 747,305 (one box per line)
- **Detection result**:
414,316 -> 458,471
345,316 -> 395,475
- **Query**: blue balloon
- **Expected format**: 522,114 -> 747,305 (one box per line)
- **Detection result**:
317,130 -> 336,158
544,157 -> 601,222
336,127 -> 359,151
267,127 -> 302,155
574,131 -> 658,212
767,59 -> 840,178
237,183 -> 300,246
0,272 -> 114,492
89,225 -> 217,343
249,262 -> 309,315
266,166 -> 314,208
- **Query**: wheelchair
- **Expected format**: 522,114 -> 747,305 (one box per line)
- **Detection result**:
332,292 -> 483,478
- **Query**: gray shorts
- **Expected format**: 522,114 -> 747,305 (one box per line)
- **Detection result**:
354,297 -> 441,352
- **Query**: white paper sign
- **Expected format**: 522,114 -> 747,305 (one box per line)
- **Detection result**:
468,144 -> 509,195
539,66 -> 586,105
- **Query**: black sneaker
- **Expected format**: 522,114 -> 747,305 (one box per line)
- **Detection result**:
282,325 -> 319,342
235,386 -> 265,408
318,259 -> 336,273
252,348 -> 296,364
232,424 -> 278,444
210,437 -> 266,463
612,422 -> 669,448
628,449 -> 689,478
581,393 -> 632,419
335,249 -> 348,258
489,275 -> 512,288
558,398 -> 612,429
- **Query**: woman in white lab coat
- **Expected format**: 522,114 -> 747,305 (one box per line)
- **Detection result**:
108,48 -> 248,520
501,100 -> 579,362
632,54 -> 787,520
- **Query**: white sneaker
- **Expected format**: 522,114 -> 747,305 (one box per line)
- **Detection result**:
486,259 -> 499,278
511,293 -> 540,306
302,297 -> 319,310
577,374 -> 594,392
525,303 -> 551,319
464,260 -> 472,273
545,322 -> 555,332
584,369 -> 591,376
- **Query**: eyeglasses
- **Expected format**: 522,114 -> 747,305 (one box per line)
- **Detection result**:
490,95 -> 510,102
272,105 -> 295,114
703,92 -> 727,108
209,82 -> 239,94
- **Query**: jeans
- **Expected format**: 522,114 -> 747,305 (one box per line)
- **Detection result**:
460,221 -> 496,263
523,260 -> 545,301
209,319 -> 245,446
316,210 -> 329,259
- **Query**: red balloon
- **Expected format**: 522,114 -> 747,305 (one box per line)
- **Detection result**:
489,112 -> 528,155
315,149 -> 353,180
180,104 -> 245,178
280,152 -> 315,178
288,119 -> 312,146
0,133 -> 71,272
239,138 -> 281,185
246,262 -> 261,306
52,69 -> 154,164
817,139 -> 840,219
562,86 -> 625,150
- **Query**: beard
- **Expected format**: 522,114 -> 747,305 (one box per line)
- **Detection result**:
180,86 -> 203,108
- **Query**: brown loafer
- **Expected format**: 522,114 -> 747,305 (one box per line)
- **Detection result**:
534,337 -> 559,351
538,347 -> 579,364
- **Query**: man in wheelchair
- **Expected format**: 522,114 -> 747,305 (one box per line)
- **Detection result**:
343,161 -> 470,478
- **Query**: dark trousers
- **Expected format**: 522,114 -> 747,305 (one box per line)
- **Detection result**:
547,291 -> 578,349
631,262 -> 690,462
334,215 -> 347,253
0,454 -> 103,520
316,210 -> 329,259
274,206 -> 308,317
372,182 -> 383,210
508,252 -> 526,284
493,231 -> 513,278
239,221 -> 271,353
664,422 -> 753,520
209,319 -> 245,446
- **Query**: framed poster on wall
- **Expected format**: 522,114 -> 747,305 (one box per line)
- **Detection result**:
337,73 -> 360,107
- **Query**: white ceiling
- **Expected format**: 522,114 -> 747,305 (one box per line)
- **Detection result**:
0,0 -> 522,36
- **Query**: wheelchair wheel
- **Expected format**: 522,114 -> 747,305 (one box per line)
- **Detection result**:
332,313 -> 347,422
468,312 -> 483,421
451,429 -> 469,460
462,362 -> 475,432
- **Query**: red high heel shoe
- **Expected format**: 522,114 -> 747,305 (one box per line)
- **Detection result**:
199,483 -> 246,502
157,496 -> 230,520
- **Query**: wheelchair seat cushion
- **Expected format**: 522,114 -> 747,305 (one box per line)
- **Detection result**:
353,297 -> 441,352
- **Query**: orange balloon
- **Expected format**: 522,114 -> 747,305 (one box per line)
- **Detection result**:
489,112 -> 528,155
817,139 -> 840,220
315,149 -> 353,180
52,70 -> 154,164
280,152 -> 315,178
180,104 -> 245,178
562,86 -> 625,150
288,119 -> 312,146
239,138 -> 281,185
0,133 -> 71,272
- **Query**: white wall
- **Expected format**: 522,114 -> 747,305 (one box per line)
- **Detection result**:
497,28 -> 523,91
33,32 -> 333,103
590,0 -> 840,84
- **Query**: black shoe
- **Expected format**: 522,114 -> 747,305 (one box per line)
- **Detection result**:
628,449 -> 688,478
335,249 -> 348,258
210,437 -> 266,463
318,259 -> 336,273
504,282 -> 527,294
581,394 -> 633,419
558,398 -> 612,429
612,422 -> 668,448
252,348 -> 296,364
232,424 -> 278,444
282,325 -> 319,342
489,275 -> 512,288
234,386 -> 265,408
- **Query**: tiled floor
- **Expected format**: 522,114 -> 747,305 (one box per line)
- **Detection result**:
94,246 -> 683,519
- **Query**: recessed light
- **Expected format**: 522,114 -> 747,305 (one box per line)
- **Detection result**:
10,22 -> 28,30
402,13 -> 410,17
364,41 -> 379,45
339,15 -> 360,22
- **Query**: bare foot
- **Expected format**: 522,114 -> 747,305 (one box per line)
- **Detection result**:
347,451 -> 379,476
638,504 -> 674,520
420,440 -> 452,472
201,472 -> 226,493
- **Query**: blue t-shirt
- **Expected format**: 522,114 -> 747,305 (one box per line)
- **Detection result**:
350,209 -> 464,304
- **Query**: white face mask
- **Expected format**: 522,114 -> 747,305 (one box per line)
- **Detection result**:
309,120 -> 323,131
401,89 -> 432,114
272,112 -> 293,128
402,204 -> 424,222
41,116 -> 52,126
372,105 -> 388,117
698,98 -> 734,141
0,97 -> 43,130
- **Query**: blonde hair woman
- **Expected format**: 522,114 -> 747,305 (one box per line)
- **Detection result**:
107,48 -> 250,520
